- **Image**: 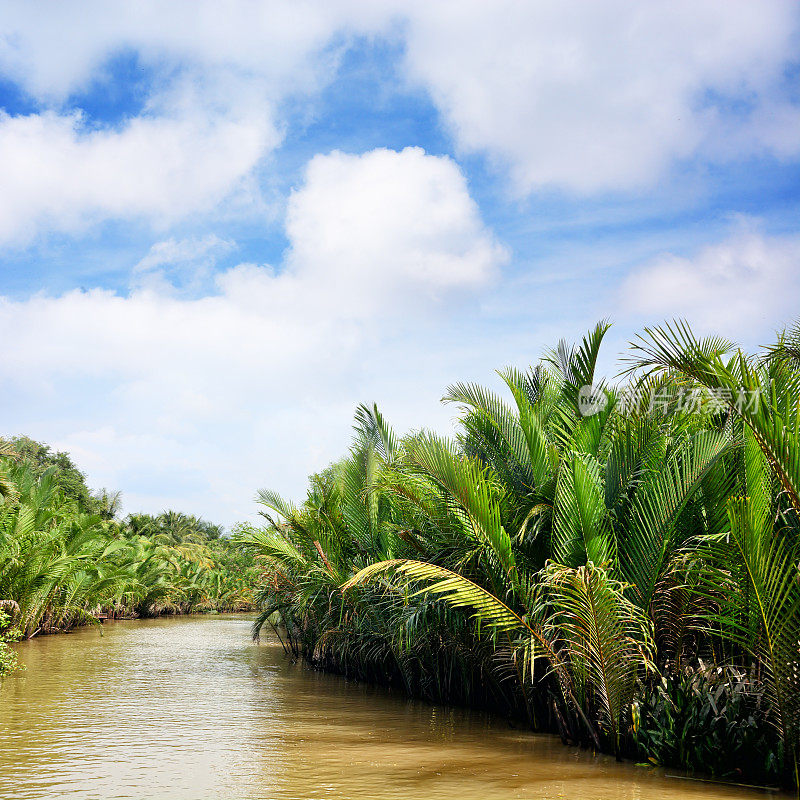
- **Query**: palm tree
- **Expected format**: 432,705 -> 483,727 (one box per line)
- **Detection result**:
242,320 -> 800,789
628,320 -> 800,785
0,453 -> 252,636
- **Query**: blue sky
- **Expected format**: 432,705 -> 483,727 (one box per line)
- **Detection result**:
2,1 -> 800,526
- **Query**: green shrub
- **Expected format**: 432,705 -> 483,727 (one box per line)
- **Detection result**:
632,668 -> 783,786
0,609 -> 22,678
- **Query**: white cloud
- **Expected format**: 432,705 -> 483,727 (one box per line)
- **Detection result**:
135,235 -> 233,274
0,109 -> 277,245
0,147 -> 507,524
399,0 -> 800,193
132,235 -> 235,293
0,1 -> 378,245
285,147 -> 506,308
0,1 -> 355,102
619,222 -> 800,336
0,0 -> 797,248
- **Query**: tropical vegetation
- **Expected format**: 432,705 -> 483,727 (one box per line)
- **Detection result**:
0,436 -> 255,666
237,320 -> 800,790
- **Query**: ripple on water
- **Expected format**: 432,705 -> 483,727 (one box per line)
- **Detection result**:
0,615 -> 777,800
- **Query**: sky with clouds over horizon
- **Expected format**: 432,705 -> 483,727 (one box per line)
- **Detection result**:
2,0 -> 800,527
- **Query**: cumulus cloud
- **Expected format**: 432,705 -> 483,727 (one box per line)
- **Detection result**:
0,147 -> 507,523
285,147 -> 506,308
399,0 -> 800,193
135,235 -> 233,273
0,108 -> 277,245
3,1 -> 800,522
0,1 -> 374,245
619,222 -> 800,336
0,0 -> 364,102
0,0 -> 798,247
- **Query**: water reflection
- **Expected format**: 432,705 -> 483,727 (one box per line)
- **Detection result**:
0,615 -> 772,799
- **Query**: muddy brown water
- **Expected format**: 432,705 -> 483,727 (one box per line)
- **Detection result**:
0,614 -> 776,799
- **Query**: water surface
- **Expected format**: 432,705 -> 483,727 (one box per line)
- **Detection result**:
0,615 -> 773,799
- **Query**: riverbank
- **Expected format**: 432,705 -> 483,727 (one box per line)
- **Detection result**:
0,437 -> 259,655
237,322 -> 800,792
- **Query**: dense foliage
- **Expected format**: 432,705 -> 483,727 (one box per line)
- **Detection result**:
0,438 -> 255,660
238,321 -> 800,790
0,609 -> 21,678
4,436 -> 121,519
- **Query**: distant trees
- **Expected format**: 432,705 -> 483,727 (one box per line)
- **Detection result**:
0,440 -> 256,662
5,436 -> 101,514
124,510 -> 222,544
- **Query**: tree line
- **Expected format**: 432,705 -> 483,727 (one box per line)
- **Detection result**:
0,436 -> 255,675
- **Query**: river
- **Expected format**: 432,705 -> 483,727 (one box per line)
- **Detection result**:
0,614 -> 772,799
